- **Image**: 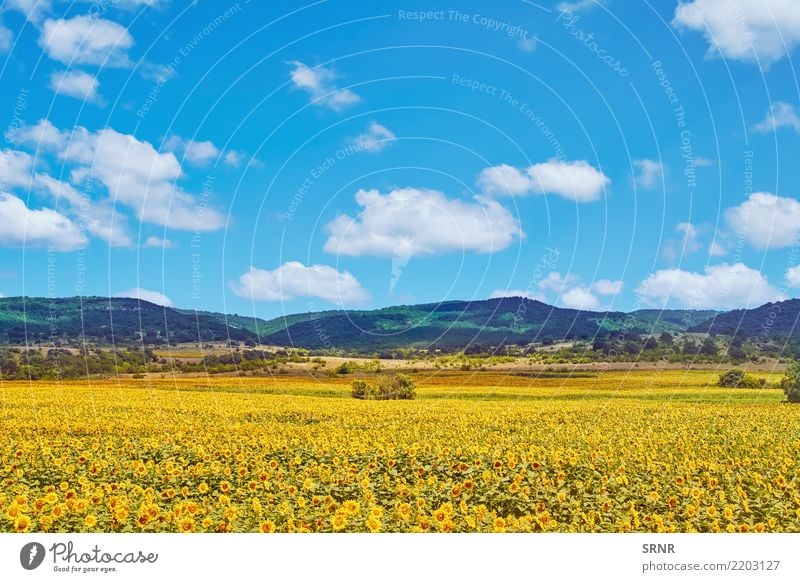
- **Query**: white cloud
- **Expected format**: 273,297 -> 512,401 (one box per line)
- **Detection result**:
34,172 -> 132,247
323,187 -> 522,258
561,286 -> 601,311
0,25 -> 11,52
350,121 -> 395,153
694,156 -> 714,167
13,120 -> 225,231
754,101 -> 800,133
2,147 -> 132,247
223,150 -> 243,167
785,265 -> 800,288
164,136 -> 218,166
633,159 -> 663,189
144,235 -> 174,248
637,263 -> 782,308
489,288 -> 545,301
39,16 -> 133,67
536,271 -> 603,310
3,0 -> 51,23
517,36 -> 537,52
708,240 -> 727,256
0,148 -> 35,187
725,192 -> 800,249
478,160 -> 610,202
50,70 -> 102,103
539,271 -> 578,294
557,0 -> 601,13
662,222 -> 703,263
115,287 -> 173,307
163,135 -> 244,167
0,192 -> 85,251
230,262 -> 369,306
592,279 -> 623,295
287,60 -> 360,111
672,0 -> 800,66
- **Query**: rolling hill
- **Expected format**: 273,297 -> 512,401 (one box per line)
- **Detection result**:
11,295 -> 800,351
688,299 -> 800,339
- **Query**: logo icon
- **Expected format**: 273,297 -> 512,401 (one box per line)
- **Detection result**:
20,542 -> 45,570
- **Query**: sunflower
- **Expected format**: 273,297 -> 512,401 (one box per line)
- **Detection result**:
13,515 -> 31,532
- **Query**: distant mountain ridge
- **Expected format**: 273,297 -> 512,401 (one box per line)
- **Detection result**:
1,295 -> 797,351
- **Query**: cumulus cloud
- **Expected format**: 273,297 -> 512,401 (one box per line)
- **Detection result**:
230,262 -> 369,306
288,60 -> 360,111
39,16 -> 134,67
13,120 -> 225,232
633,159 -> 663,189
163,135 -> 244,167
754,101 -> 800,133
477,160 -> 610,202
350,121 -> 395,153
223,150 -> 243,167
3,0 -> 51,23
0,25 -> 11,52
785,265 -> 800,288
592,279 -> 623,295
708,240 -> 727,256
0,192 -> 85,251
637,263 -> 782,308
144,235 -> 174,248
662,222 -> 704,263
725,192 -> 800,249
323,187 -> 522,258
561,286 -> 601,311
557,0 -> 602,12
0,148 -> 35,187
50,70 -> 103,103
672,0 -> 800,66
1,147 -> 131,247
115,287 -> 173,307
34,172 -> 131,247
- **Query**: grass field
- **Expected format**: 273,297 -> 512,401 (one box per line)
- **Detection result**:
1,369 -> 799,532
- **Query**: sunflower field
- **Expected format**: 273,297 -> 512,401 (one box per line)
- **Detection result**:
1,370 -> 799,533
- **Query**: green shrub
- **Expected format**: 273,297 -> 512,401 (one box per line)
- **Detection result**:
780,361 -> 800,403
350,374 -> 416,400
717,369 -> 766,389
351,379 -> 369,399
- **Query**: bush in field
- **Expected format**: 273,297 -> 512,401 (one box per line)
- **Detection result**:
780,361 -> 800,403
350,374 -> 416,400
717,369 -> 766,389
351,379 -> 370,399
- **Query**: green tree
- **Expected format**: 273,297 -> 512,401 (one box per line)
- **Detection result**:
780,361 -> 800,403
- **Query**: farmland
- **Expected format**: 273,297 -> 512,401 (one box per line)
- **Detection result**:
1,370 -> 799,532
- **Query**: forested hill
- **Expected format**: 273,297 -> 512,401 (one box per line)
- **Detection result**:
253,297 -> 718,350
8,295 -> 797,351
0,297 -> 256,344
688,300 -> 800,339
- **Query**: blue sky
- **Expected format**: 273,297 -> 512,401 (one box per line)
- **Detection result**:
1,0 -> 800,320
